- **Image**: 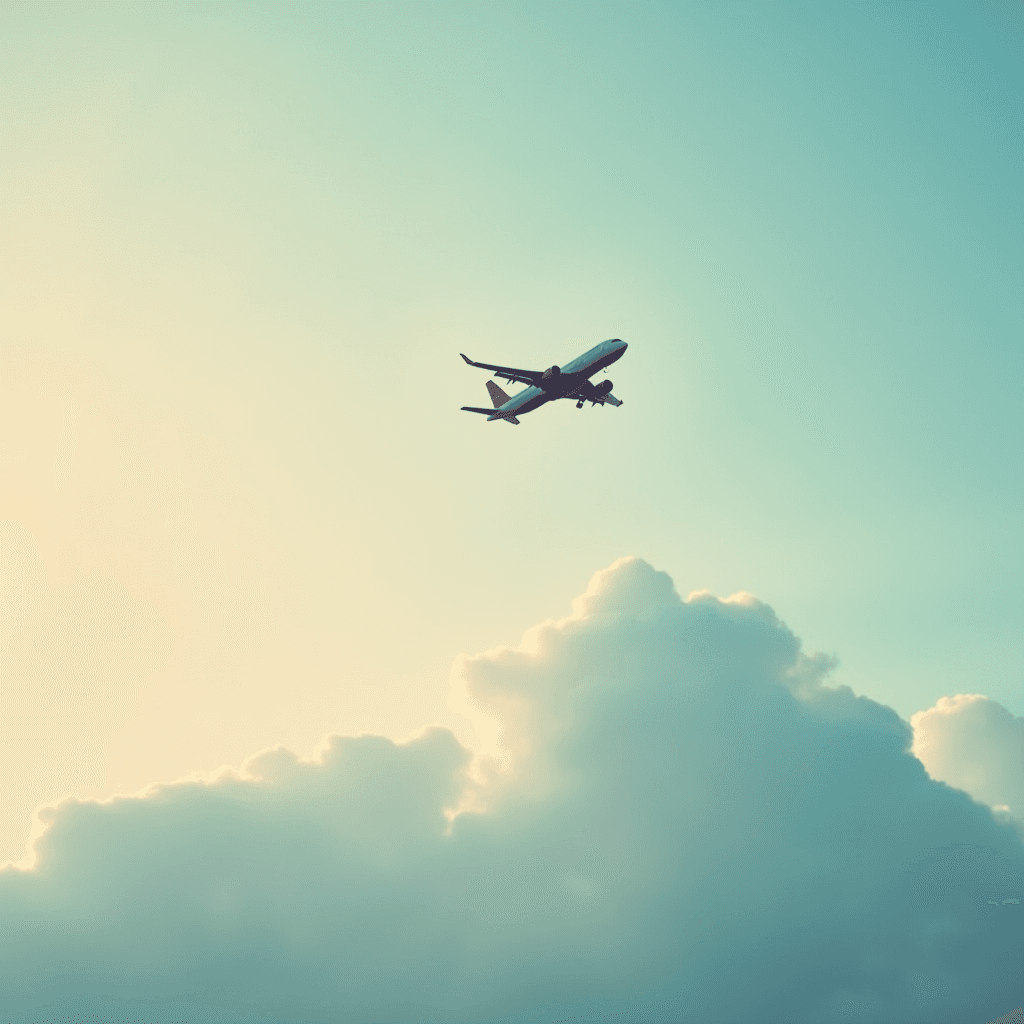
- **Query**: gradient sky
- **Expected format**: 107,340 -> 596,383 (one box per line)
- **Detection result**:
1,5 -> 1022,1016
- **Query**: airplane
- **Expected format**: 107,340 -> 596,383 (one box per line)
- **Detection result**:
460,338 -> 628,425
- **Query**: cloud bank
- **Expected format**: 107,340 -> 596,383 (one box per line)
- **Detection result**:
2,558 -> 1022,1023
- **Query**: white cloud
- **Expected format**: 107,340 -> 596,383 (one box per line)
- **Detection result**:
911,693 -> 1024,828
1,557 -> 1022,1024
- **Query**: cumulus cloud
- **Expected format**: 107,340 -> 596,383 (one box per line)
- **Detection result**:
2,557 -> 1022,1024
911,694 -> 1024,828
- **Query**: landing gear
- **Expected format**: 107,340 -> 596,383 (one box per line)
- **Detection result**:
576,399 -> 585,409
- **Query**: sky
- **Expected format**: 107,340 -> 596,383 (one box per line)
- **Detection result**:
1,2 -> 1022,1021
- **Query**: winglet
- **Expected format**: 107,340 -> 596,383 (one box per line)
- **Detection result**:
460,353 -> 475,365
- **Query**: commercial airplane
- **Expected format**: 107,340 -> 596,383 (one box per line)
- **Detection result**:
460,338 -> 627,425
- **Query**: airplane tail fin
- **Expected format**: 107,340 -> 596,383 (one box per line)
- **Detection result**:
486,380 -> 511,408
462,381 -> 519,424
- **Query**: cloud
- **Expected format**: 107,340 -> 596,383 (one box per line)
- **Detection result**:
2,557 -> 1022,1023
911,693 -> 1024,828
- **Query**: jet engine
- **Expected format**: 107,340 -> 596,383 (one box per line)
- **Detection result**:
576,378 -> 615,408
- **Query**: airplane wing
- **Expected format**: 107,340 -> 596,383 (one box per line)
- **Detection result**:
555,388 -> 624,407
460,353 -> 541,387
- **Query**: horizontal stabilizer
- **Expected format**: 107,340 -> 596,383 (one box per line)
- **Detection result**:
461,406 -> 520,425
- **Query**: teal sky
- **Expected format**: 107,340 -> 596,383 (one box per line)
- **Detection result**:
2,2 -> 1022,850
2,5 -> 1024,1022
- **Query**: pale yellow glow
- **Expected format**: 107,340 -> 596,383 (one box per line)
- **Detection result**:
0,339 -> 477,866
